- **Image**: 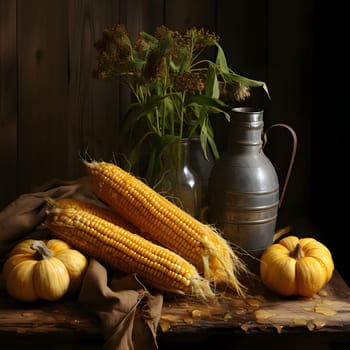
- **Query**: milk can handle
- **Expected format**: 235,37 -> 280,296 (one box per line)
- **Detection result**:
263,123 -> 298,208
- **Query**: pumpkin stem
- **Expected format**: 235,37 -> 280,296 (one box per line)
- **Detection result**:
31,240 -> 53,260
290,242 -> 304,259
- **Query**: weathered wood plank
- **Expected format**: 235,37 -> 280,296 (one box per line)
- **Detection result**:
16,0 -> 69,194
118,0 -> 164,130
160,270 -> 350,334
0,0 -> 17,211
67,0 -> 121,178
164,0 -> 216,31
1,271 -> 349,337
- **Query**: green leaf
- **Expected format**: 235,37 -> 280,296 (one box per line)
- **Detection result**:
139,31 -> 159,45
188,94 -> 229,109
127,131 -> 154,168
190,105 -> 220,160
215,43 -> 230,72
205,62 -> 220,99
215,43 -> 270,98
206,105 -> 231,121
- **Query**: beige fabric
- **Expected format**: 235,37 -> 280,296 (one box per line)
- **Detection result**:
0,178 -> 163,350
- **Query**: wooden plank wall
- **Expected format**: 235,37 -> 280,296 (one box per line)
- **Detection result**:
0,0 -> 313,230
0,0 -> 17,209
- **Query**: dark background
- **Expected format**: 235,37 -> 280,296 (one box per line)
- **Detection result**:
312,2 -> 349,284
0,1 -> 348,283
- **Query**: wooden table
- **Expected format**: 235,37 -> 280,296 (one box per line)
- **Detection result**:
1,271 -> 350,350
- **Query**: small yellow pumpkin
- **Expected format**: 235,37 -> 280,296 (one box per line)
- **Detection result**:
260,235 -> 334,297
3,238 -> 88,302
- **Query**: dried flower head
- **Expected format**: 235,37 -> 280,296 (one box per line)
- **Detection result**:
93,24 -> 134,79
188,27 -> 219,48
144,49 -> 167,80
220,83 -> 251,102
171,72 -> 206,95
233,84 -> 251,101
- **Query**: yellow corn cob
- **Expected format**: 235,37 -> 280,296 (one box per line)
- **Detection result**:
83,160 -> 248,296
45,199 -> 214,300
51,197 -> 140,234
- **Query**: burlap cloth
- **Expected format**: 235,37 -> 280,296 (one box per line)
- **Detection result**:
0,177 -> 163,350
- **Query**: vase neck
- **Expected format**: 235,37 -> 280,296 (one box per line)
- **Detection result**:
228,109 -> 264,154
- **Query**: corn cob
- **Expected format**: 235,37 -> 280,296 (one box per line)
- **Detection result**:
45,199 -> 214,300
51,197 -> 140,234
83,160 -> 248,296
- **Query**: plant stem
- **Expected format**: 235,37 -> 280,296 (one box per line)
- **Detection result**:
290,243 -> 304,260
31,241 -> 53,260
179,91 -> 186,139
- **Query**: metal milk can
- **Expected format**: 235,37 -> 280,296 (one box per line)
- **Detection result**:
207,107 -> 297,270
